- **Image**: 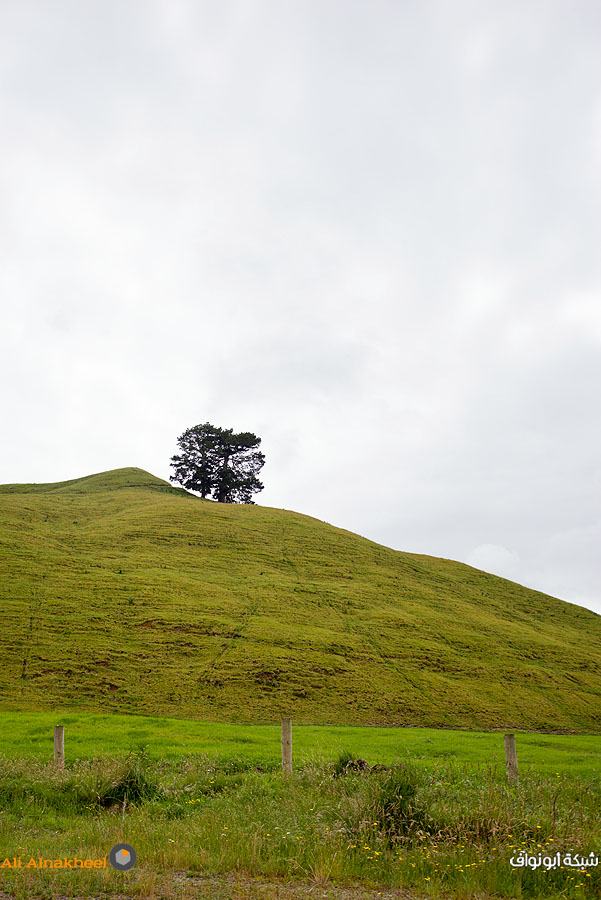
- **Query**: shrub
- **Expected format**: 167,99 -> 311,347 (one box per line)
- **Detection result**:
81,751 -> 159,808
333,750 -> 356,776
374,766 -> 436,840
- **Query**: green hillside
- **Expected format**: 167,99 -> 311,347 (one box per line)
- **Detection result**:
1,467 -> 600,731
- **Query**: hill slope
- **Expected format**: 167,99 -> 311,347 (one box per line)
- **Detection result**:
1,468 -> 600,731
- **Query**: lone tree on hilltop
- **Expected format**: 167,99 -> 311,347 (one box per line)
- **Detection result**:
170,422 -> 265,503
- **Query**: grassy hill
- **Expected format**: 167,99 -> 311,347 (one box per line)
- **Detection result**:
1,467 -> 600,731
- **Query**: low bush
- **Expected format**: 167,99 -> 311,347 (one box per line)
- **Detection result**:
79,751 -> 159,808
332,750 -> 355,776
373,765 -> 437,840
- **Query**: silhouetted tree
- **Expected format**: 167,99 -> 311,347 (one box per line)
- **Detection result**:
170,423 -> 265,503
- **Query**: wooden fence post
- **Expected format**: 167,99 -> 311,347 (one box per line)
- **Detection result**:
504,733 -> 518,781
54,725 -> 65,769
281,717 -> 292,775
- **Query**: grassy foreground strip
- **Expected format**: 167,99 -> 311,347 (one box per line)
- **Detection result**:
0,752 -> 600,900
0,875 -> 435,900
1,711 -> 601,776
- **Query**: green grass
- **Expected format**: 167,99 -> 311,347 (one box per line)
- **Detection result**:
2,711 -> 600,898
1,748 -> 599,899
1,711 -> 601,777
2,466 -> 601,731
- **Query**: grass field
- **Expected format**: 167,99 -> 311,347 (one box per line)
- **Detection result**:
1,712 -> 600,900
1,710 -> 601,776
2,468 -> 601,898
2,467 -> 601,732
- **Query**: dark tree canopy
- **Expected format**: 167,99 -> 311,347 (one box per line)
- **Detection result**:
170,422 -> 265,503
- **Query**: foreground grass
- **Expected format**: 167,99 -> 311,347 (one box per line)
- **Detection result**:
0,753 -> 599,900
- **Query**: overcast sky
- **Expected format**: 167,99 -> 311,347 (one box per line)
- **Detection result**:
2,0 -> 600,615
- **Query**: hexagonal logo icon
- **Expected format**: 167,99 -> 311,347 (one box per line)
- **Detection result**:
109,843 -> 136,870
